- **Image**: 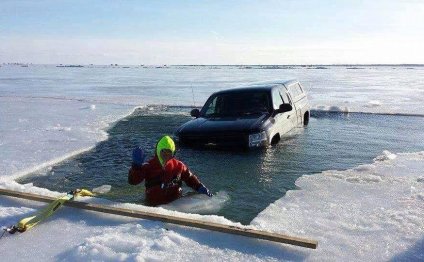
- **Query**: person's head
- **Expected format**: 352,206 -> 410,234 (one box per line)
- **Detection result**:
159,149 -> 173,164
156,135 -> 176,166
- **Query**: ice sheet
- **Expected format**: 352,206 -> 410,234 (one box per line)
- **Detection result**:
252,151 -> 424,261
0,66 -> 423,260
0,96 -> 134,180
1,152 -> 422,261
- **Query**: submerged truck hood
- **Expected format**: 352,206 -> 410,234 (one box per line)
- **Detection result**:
177,114 -> 268,135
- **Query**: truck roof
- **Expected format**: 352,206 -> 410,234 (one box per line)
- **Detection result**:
214,79 -> 298,95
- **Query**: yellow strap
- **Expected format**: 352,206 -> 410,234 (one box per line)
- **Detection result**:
17,194 -> 73,232
16,189 -> 94,232
75,189 -> 95,197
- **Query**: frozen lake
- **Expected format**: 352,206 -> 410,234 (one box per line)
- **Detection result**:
18,106 -> 424,224
1,65 -> 423,260
1,64 -> 424,115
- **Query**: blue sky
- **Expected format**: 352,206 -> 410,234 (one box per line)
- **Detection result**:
1,0 -> 423,64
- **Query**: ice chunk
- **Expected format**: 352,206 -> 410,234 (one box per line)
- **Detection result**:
315,105 -> 350,113
366,100 -> 382,108
161,191 -> 229,214
374,150 -> 397,161
92,185 -> 112,194
21,182 -> 34,189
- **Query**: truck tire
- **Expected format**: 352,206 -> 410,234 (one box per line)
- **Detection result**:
271,134 -> 280,145
304,111 -> 310,126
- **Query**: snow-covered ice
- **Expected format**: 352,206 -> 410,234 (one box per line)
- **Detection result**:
1,151 -> 422,261
0,65 -> 423,261
252,151 -> 424,261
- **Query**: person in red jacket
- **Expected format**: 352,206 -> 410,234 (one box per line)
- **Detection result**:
128,135 -> 212,206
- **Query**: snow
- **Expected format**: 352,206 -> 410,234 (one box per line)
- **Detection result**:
252,151 -> 424,261
0,96 -> 134,180
0,66 -> 423,261
1,152 -> 423,261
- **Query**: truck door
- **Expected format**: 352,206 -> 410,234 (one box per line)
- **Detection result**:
285,85 -> 303,126
272,88 -> 291,135
281,87 -> 297,127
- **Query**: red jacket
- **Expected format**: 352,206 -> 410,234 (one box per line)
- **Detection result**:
128,156 -> 202,206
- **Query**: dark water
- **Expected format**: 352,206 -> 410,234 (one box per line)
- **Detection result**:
18,107 -> 424,224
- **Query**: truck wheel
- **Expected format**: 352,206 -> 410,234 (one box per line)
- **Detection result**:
304,112 -> 310,126
271,134 -> 280,145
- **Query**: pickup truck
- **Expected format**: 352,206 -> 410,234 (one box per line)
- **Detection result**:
175,80 -> 310,149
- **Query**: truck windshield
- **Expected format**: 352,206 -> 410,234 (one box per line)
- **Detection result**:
201,91 -> 271,117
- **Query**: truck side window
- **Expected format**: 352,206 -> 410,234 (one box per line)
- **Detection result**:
280,90 -> 291,105
288,85 -> 295,97
290,84 -> 301,97
205,96 -> 218,115
297,83 -> 304,94
272,88 -> 284,109
286,92 -> 293,105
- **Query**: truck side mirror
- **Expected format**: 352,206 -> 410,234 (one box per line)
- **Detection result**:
276,104 -> 292,113
190,108 -> 200,118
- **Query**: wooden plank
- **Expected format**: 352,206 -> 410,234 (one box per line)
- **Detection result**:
0,188 -> 318,249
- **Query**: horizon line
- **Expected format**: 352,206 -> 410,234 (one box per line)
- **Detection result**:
2,63 -> 424,67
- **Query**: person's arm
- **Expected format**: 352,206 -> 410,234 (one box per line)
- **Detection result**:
128,147 -> 147,185
181,163 -> 212,197
128,164 -> 147,185
181,166 -> 201,189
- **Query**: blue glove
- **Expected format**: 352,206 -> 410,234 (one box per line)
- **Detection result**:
132,146 -> 145,166
197,184 -> 213,197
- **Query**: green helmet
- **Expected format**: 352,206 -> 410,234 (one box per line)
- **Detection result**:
156,135 -> 176,166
